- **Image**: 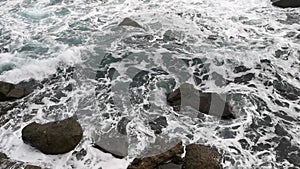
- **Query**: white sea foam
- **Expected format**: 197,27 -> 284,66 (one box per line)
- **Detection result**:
0,0 -> 300,168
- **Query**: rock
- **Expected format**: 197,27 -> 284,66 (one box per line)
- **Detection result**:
22,117 -> 83,154
272,0 -> 300,8
117,117 -> 131,135
0,47 -> 9,53
119,18 -> 143,29
234,73 -> 255,84
0,80 -> 41,102
17,79 -> 42,95
183,144 -> 222,169
127,141 -> 184,169
275,124 -> 289,136
93,130 -> 129,159
0,152 -> 41,169
233,65 -> 251,73
275,137 -> 300,167
163,30 -> 184,42
273,80 -> 300,100
0,81 -> 27,101
149,116 -> 168,134
167,83 -> 235,119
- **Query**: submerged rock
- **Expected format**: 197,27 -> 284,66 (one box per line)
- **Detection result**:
272,0 -> 300,8
167,83 -> 235,119
127,141 -> 184,169
149,116 -> 168,134
183,144 -> 222,169
22,117 -> 83,154
0,152 -> 41,169
93,130 -> 129,159
118,18 -> 143,29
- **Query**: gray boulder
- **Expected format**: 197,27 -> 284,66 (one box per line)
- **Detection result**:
22,117 -> 83,154
93,130 -> 129,159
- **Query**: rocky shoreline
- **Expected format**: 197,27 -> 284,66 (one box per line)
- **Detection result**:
1,80 -> 228,169
0,1 -> 300,168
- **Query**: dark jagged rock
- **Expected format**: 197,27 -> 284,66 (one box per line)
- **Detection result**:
0,152 -> 41,169
22,117 -> 83,154
233,65 -> 251,73
72,148 -> 87,160
273,80 -> 300,100
275,137 -> 300,167
234,73 -> 255,84
0,81 -> 27,101
149,116 -> 168,134
275,124 -> 289,136
272,0 -> 300,8
117,117 -> 131,135
93,130 -> 129,159
127,142 -> 184,169
119,18 -> 143,29
17,79 -> 42,95
0,80 -> 41,102
167,83 -> 235,119
183,144 -> 222,169
0,47 -> 9,53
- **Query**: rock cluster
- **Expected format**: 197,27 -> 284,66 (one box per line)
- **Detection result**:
127,142 -> 223,169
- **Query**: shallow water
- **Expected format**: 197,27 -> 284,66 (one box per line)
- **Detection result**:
0,0 -> 300,168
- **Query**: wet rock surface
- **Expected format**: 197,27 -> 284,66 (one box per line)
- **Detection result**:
234,73 -> 255,84
118,18 -> 143,29
272,0 -> 300,8
183,144 -> 222,169
167,83 -> 235,119
127,142 -> 184,169
22,117 -> 83,154
117,117 -> 131,135
0,81 -> 27,101
233,65 -> 251,73
275,137 -> 300,167
93,130 -> 129,159
0,80 -> 41,102
149,116 -> 168,134
0,152 -> 41,169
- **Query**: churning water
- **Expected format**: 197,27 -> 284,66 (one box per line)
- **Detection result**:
0,0 -> 300,168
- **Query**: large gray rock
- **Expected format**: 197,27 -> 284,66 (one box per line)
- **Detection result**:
272,0 -> 300,8
22,117 -> 83,154
93,130 -> 129,159
183,144 -> 222,169
167,83 -> 235,119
